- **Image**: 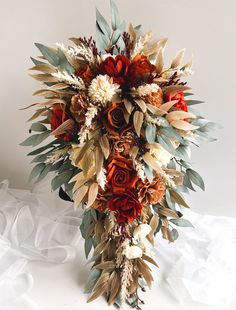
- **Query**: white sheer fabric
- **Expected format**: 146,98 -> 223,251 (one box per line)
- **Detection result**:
0,179 -> 236,309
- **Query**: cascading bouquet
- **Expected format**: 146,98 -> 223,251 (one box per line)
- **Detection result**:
21,1 -> 217,308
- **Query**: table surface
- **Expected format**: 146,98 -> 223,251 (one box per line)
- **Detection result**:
27,246 -> 234,310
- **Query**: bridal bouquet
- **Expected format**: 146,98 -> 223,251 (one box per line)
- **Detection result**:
21,1 -> 217,308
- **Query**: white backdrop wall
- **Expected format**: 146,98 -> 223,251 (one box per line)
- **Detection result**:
0,0 -> 235,216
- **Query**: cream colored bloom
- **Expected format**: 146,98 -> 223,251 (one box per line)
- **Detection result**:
133,224 -> 152,239
123,244 -> 143,259
88,74 -> 120,105
149,143 -> 173,167
132,83 -> 160,97
133,224 -> 153,257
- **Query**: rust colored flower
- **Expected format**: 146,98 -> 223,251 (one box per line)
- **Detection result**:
107,154 -> 138,194
91,189 -> 111,213
50,104 -> 71,141
110,133 -> 136,155
108,190 -> 142,223
144,89 -> 164,108
137,177 -> 166,206
70,93 -> 89,125
75,65 -> 93,84
102,102 -> 133,136
165,92 -> 188,112
99,55 -> 130,85
127,55 -> 156,85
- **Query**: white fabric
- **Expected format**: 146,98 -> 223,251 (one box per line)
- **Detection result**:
155,210 -> 236,308
0,179 -> 236,309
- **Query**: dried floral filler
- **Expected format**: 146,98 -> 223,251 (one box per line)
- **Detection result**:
21,1 -> 217,308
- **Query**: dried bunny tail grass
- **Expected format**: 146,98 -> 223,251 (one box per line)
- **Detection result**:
51,70 -> 85,90
120,259 -> 134,304
56,42 -> 95,64
78,104 -> 98,144
134,160 -> 146,182
45,146 -> 71,163
96,167 -> 107,190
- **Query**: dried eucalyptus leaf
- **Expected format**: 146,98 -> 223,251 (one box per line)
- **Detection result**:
187,168 -> 205,191
85,237 -> 93,258
145,124 -> 156,143
30,122 -> 47,132
35,43 -> 59,66
170,218 -> 194,228
84,269 -> 101,294
28,163 -> 45,183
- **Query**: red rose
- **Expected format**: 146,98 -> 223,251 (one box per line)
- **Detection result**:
165,92 -> 188,112
50,105 -> 71,141
99,55 -> 130,85
108,190 -> 142,223
107,154 -> 138,194
127,55 -> 156,85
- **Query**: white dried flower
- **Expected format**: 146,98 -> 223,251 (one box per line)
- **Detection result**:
132,83 -> 160,97
96,168 -> 107,190
133,224 -> 153,257
133,224 -> 152,239
134,160 -> 146,182
52,70 -> 85,90
123,244 -> 143,260
46,147 -> 70,163
132,31 -> 153,58
88,75 -> 120,105
85,105 -> 97,127
56,42 -> 95,64
150,143 -> 172,167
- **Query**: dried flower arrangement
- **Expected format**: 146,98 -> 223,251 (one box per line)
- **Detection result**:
21,1 -> 217,308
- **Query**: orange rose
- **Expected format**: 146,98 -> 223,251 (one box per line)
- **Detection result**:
101,102 -> 133,136
165,92 -> 188,112
127,55 -> 156,85
107,154 -> 138,194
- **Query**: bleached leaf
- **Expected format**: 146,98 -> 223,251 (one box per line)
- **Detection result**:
134,98 -> 147,112
166,111 -> 196,122
133,111 -> 143,137
87,183 -> 99,207
146,104 -> 167,116
171,120 -> 199,131
164,85 -> 191,94
155,48 -> 164,74
51,119 -> 74,136
159,100 -> 178,112
142,152 -> 162,173
29,64 -> 57,74
74,184 -> 89,208
123,99 -> 133,114
100,134 -> 110,159
171,48 -> 186,68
